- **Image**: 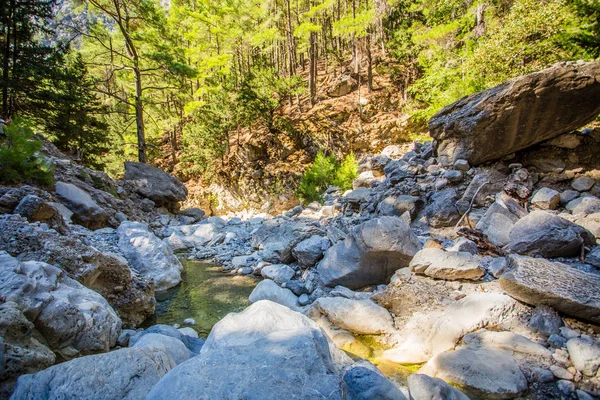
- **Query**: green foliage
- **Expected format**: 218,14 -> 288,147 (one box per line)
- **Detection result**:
297,151 -> 358,203
0,118 -> 54,185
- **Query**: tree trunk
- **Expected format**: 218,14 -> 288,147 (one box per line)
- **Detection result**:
366,35 -> 373,92
309,27 -> 317,106
1,0 -> 12,118
133,67 -> 147,163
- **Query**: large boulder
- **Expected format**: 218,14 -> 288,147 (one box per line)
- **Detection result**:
0,215 -> 154,328
429,61 -> 600,165
382,293 -> 516,364
131,333 -> 190,365
500,255 -> 600,324
0,302 -> 55,398
117,221 -> 182,291
0,252 -> 121,356
10,346 -> 175,400
251,219 -> 316,264
343,361 -> 407,400
418,347 -> 528,399
476,202 -> 519,247
123,161 -> 187,210
425,189 -> 461,228
508,210 -> 596,258
317,216 -> 422,289
146,301 -> 352,400
248,279 -> 299,310
310,297 -> 395,335
409,248 -> 485,281
292,235 -> 331,267
55,182 -> 108,229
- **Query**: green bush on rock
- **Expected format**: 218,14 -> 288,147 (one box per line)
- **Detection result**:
297,151 -> 358,202
0,118 -> 54,186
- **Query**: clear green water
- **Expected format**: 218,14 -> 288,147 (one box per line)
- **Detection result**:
143,260 -> 259,337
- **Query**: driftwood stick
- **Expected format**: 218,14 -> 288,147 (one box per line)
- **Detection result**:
455,181 -> 489,229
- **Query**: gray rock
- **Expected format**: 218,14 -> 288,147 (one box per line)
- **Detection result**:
429,61 -> 600,165
55,182 -> 107,229
453,159 -> 470,171
292,236 -> 331,267
460,170 -> 507,207
572,197 -> 600,216
132,333 -> 190,365
586,246 -> 600,268
500,255 -> 600,324
129,324 -> 202,353
576,212 -> 600,239
426,189 -> 461,228
345,187 -> 371,204
567,336 -> 600,376
249,279 -> 299,310
572,176 -> 596,192
261,263 -> 295,284
528,305 -> 563,336
117,221 -> 182,291
508,210 -> 596,258
298,294 -> 310,306
407,373 -> 470,400
117,329 -> 137,347
318,216 -> 422,289
10,346 -> 175,400
531,188 -> 560,210
444,170 -> 464,183
343,361 -> 407,400
476,202 -> 521,245
13,195 -> 56,222
179,207 -> 205,222
486,257 -> 508,278
550,365 -> 573,380
560,190 -> 580,206
252,220 -> 315,264
446,238 -> 478,255
327,74 -> 358,97
0,302 -> 55,398
123,162 -> 187,210
0,252 -> 121,355
377,195 -> 424,220
146,301 -> 350,400
418,348 -> 528,399
409,248 -> 485,281
548,334 -> 568,348
310,297 -> 395,335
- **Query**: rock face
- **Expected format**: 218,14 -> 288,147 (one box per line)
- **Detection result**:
123,162 -> 187,210
146,301 -> 352,400
418,348 -> 528,399
0,215 -> 154,328
55,181 -> 108,229
409,248 -> 485,281
0,302 -> 55,398
429,61 -> 600,165
310,297 -> 395,335
0,252 -> 121,356
508,210 -> 596,258
500,255 -> 600,324
10,346 -> 175,400
318,216 -> 422,289
117,221 -> 182,291
382,293 -> 516,364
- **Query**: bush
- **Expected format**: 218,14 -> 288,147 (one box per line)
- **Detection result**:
297,151 -> 358,202
0,118 -> 54,186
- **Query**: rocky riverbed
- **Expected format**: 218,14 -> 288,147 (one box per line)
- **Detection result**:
2,61 -> 600,399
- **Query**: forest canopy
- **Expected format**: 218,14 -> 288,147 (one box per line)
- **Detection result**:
1,0 -> 598,179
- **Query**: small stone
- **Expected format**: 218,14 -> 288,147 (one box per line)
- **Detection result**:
567,336 -> 600,376
453,159 -> 470,171
183,318 -> 196,326
435,178 -> 449,190
585,246 -> 600,268
528,305 -> 563,336
177,327 -> 198,338
560,190 -> 580,206
550,365 -> 574,380
486,257 -> 508,278
548,334 -> 568,348
557,380 -> 576,396
529,367 -> 555,383
444,170 -> 464,183
576,390 -> 596,400
531,187 -> 561,210
239,267 -> 253,275
560,327 -> 581,340
298,294 -> 310,306
117,329 -> 137,347
446,238 -> 478,255
572,176 -> 596,192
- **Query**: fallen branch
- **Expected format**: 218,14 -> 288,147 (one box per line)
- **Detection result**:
455,181 -> 489,229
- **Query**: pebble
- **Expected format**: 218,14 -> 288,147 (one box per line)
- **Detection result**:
557,380 -> 576,396
549,334 -> 568,348
453,159 -> 470,171
298,294 -> 310,306
444,170 -> 464,183
183,318 -> 196,326
551,365 -> 574,380
560,327 -> 581,339
572,176 -> 596,192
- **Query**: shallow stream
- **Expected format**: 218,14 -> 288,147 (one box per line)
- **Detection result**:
142,260 -> 259,337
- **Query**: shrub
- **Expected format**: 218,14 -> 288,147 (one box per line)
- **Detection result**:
0,117 -> 54,186
297,151 -> 358,202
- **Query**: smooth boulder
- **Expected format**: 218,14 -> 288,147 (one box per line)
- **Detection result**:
117,221 -> 182,291
248,279 -> 299,310
318,216 -> 422,289
10,346 -> 175,400
429,61 -> 600,165
500,255 -> 600,324
310,297 -> 395,335
123,162 -> 187,209
409,248 -> 485,281
55,182 -> 107,229
146,301 -> 351,400
508,210 -> 595,258
407,374 -> 470,400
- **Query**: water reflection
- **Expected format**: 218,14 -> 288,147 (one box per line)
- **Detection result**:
143,260 -> 259,337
